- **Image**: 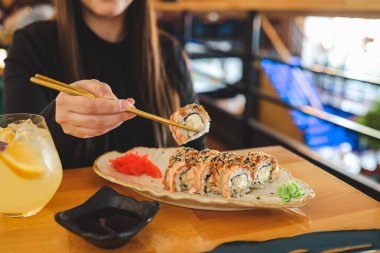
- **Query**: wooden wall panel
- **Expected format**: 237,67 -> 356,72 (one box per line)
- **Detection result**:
258,73 -> 304,142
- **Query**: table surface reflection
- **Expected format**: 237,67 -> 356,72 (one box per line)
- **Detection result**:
1,146 -> 379,253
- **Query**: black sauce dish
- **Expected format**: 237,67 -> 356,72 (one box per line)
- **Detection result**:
55,186 -> 160,249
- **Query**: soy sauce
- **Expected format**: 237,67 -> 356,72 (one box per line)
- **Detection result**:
74,207 -> 143,236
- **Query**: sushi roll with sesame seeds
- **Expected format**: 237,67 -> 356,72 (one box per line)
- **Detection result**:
168,147 -> 198,165
242,151 -> 280,189
169,104 -> 210,145
187,149 -> 220,194
207,151 -> 243,194
214,162 -> 253,198
209,152 -> 254,198
163,148 -> 198,193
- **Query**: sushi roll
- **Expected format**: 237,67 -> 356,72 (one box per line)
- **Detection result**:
187,149 -> 220,194
207,151 -> 243,193
242,151 -> 280,189
162,147 -> 282,198
168,147 -> 198,165
169,104 -> 211,145
163,148 -> 198,193
207,151 -> 244,196
215,162 -> 253,198
213,151 -> 242,166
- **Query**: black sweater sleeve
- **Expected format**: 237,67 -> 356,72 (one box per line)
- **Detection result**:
4,29 -> 51,113
3,24 -> 89,168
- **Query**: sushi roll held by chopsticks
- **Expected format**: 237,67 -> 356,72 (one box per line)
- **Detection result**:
169,104 -> 211,145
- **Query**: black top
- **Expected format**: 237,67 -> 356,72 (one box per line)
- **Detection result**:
4,20 -> 203,168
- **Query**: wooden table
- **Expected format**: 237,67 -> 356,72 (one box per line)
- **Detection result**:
1,146 -> 379,253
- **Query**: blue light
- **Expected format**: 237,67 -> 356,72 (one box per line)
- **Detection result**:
261,59 -> 359,151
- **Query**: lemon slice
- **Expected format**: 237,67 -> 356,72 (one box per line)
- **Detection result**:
0,141 -> 45,179
0,127 -> 15,142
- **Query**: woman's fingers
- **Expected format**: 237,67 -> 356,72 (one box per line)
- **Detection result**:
126,98 -> 135,105
56,98 -> 136,138
60,124 -> 122,139
71,79 -> 117,99
57,80 -> 135,115
55,79 -> 137,138
56,108 -> 135,138
60,111 -> 135,130
57,95 -> 132,115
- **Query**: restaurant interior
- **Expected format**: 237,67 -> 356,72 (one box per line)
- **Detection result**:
0,0 -> 379,253
155,4 -> 380,200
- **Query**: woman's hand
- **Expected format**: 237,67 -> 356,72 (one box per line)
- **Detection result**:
55,79 -> 135,138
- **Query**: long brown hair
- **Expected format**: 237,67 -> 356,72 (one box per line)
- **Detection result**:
54,0 -> 180,147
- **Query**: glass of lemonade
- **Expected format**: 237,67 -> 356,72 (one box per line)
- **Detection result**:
0,113 -> 62,217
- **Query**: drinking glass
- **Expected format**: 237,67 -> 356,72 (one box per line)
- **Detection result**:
0,113 -> 62,217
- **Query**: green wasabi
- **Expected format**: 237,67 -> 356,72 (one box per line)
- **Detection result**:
277,180 -> 303,202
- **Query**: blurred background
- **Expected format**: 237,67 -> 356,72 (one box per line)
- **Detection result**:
0,0 -> 379,197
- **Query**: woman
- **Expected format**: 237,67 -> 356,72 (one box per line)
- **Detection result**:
4,0 -> 203,168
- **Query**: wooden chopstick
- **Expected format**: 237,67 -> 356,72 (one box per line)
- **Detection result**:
31,75 -> 96,98
289,243 -> 374,253
321,243 -> 373,253
30,74 -> 199,132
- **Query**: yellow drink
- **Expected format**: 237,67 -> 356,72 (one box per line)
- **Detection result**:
0,114 -> 62,217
